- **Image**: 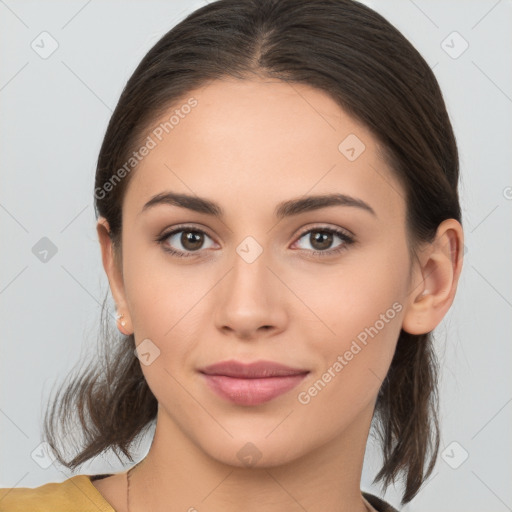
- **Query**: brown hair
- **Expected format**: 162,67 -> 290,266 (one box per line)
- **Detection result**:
43,0 -> 461,505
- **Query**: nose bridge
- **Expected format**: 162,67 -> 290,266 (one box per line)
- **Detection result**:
215,232 -> 287,336
229,233 -> 274,302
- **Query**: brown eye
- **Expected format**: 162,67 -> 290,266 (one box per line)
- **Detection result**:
293,227 -> 354,257
180,231 -> 204,251
309,231 -> 334,251
157,227 -> 215,258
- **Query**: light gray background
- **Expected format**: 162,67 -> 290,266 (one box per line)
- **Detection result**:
1,1 -> 511,511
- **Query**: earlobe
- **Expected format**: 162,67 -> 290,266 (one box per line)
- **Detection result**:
96,217 -> 133,335
402,219 -> 464,335
115,312 -> 132,336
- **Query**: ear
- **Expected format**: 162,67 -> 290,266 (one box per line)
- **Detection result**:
402,219 -> 464,335
96,217 -> 133,335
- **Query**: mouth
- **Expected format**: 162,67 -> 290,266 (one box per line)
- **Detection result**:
198,359 -> 310,406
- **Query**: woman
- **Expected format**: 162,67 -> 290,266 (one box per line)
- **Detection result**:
0,0 -> 464,511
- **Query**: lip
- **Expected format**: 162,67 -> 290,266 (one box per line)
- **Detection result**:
199,359 -> 309,406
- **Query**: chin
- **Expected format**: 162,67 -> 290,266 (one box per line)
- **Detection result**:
195,431 -> 310,470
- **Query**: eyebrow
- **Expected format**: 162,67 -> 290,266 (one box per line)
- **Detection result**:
140,191 -> 377,219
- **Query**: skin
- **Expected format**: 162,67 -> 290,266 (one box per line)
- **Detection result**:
94,77 -> 464,512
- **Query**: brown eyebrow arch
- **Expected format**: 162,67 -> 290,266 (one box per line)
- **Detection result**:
140,192 -> 376,219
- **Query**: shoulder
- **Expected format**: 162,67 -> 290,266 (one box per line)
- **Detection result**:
362,491 -> 400,512
0,474 -> 115,512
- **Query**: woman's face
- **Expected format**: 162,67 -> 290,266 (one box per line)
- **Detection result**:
110,78 -> 420,467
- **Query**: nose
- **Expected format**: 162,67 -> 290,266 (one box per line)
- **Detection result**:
215,244 -> 288,341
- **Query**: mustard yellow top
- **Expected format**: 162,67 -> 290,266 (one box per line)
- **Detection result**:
0,475 -> 116,512
0,474 -> 399,512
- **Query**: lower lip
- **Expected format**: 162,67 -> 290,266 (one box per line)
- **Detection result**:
201,373 -> 308,406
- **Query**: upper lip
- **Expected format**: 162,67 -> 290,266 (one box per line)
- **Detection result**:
199,359 -> 309,378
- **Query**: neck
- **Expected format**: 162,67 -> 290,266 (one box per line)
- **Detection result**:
127,403 -> 375,512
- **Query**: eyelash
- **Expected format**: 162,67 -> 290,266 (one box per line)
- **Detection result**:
155,225 -> 355,259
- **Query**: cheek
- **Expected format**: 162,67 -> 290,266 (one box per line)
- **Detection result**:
121,236 -> 221,373
294,271 -> 405,426
121,244 -> 207,409
298,247 -> 408,384
122,234 -> 195,336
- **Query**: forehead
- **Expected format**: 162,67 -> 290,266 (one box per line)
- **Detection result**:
123,78 -> 405,224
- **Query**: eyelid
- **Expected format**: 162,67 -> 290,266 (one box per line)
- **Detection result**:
294,222 -> 355,239
155,223 -> 216,246
157,222 -> 354,242
157,223 -> 216,242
